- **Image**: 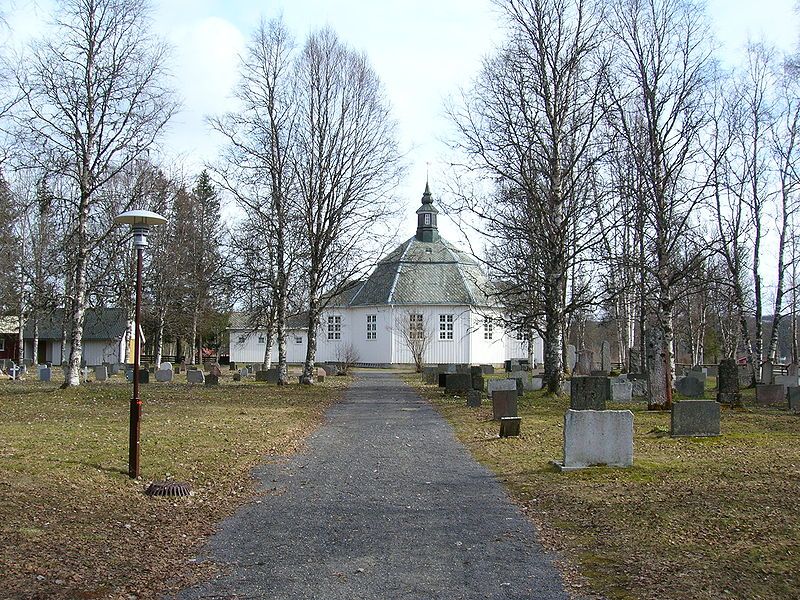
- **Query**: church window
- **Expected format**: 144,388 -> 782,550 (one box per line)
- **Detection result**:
237,335 -> 246,344
295,336 -> 303,344
484,319 -> 493,340
409,314 -> 423,339
516,330 -> 530,342
327,315 -> 341,340
258,335 -> 265,344
424,213 -> 431,225
439,314 -> 453,340
366,314 -> 377,340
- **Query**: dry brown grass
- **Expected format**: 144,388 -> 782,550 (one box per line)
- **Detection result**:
0,368 -> 346,599
410,376 -> 800,600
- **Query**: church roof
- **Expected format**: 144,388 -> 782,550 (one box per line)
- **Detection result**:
329,183 -> 495,308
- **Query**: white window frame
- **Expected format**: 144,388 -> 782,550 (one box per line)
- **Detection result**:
327,315 -> 342,340
484,318 -> 493,340
295,336 -> 303,345
258,334 -> 266,344
409,313 -> 424,340
424,213 -> 431,225
237,335 -> 246,344
366,314 -> 377,340
439,314 -> 454,340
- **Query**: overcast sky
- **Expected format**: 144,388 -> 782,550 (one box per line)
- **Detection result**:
5,0 -> 799,244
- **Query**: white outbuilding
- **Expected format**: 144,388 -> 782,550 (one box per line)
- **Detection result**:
228,184 -> 542,367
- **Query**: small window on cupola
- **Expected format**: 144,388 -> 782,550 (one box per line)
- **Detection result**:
424,213 -> 431,225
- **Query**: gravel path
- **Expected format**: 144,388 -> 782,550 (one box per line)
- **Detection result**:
177,371 -> 568,599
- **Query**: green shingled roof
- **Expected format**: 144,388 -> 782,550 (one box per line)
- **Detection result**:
331,235 -> 495,307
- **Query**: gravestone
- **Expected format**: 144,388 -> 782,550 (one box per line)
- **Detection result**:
265,369 -> 281,384
789,363 -> 799,378
558,410 -> 634,470
205,373 -> 219,386
445,373 -> 472,395
229,362 -> 237,370
466,390 -> 482,408
492,389 -> 518,420
670,400 -> 721,437
560,380 -> 571,395
600,341 -> 612,373
566,345 -> 577,373
148,365 -> 155,374
438,363 -> 457,374
716,359 -> 741,406
762,360 -> 775,385
646,328 -> 669,408
109,363 -> 121,375
687,368 -> 708,384
576,349 -> 593,376
455,364 -> 471,375
159,361 -> 173,372
754,384 -> 787,407
239,368 -> 249,379
570,376 -> 610,410
438,373 -> 447,388
422,367 -> 438,385
487,378 -> 517,398
504,359 -> 512,373
471,374 -> 484,392
94,366 -> 108,382
675,376 -> 705,398
611,381 -> 633,402
233,372 -> 241,382
530,377 -> 544,391
38,366 -> 51,382
789,387 -> 800,414
125,367 -> 134,382
209,364 -> 222,378
499,417 -> 522,438
138,370 -> 149,384
173,366 -> 182,374
187,370 -> 205,384
480,364 -> 495,375
319,364 -> 337,376
470,366 -> 483,377
775,375 -> 800,387
155,369 -> 173,382
316,367 -> 327,379
510,371 -> 537,391
511,377 -> 524,396
256,371 -> 270,382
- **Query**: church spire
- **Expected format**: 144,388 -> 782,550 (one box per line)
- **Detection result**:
415,181 -> 439,242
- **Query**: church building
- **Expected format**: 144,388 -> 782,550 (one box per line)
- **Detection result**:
229,184 -> 541,367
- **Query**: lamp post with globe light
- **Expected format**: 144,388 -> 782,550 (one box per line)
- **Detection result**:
113,209 -> 167,479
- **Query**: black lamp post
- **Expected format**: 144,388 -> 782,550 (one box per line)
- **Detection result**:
113,209 -> 167,479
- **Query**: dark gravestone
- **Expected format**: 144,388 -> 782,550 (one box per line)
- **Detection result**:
471,375 -> 484,392
205,373 -> 220,386
422,367 -> 438,384
504,360 -> 512,373
576,349 -> 593,376
499,416 -> 522,438
138,370 -> 149,384
762,360 -> 775,385
470,366 -> 482,377
210,364 -> 222,378
717,359 -> 741,406
438,373 -> 447,388
675,376 -> 705,398
438,363 -> 456,374
229,362 -> 237,370
671,400 -> 721,437
570,376 -> 610,410
629,347 -> 642,373
492,390 -> 518,420
789,387 -> 800,414
513,377 -> 524,396
319,364 -> 337,376
445,373 -> 472,395
480,364 -> 495,375
265,368 -> 280,384
466,390 -> 482,408
455,364 -> 471,375
232,372 -> 242,382
754,384 -> 787,407
255,371 -> 270,382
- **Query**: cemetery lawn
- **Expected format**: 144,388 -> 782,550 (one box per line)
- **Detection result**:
0,373 -> 347,599
412,379 -> 800,600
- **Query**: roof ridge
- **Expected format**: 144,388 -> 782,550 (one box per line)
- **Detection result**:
387,237 -> 415,304
442,241 -> 477,306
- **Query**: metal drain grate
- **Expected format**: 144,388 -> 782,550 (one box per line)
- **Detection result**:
145,481 -> 192,497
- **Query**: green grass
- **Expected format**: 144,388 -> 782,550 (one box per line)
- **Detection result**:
409,376 -> 800,600
0,369 -> 346,599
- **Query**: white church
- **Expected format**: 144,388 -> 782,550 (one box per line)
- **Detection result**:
228,184 -> 542,367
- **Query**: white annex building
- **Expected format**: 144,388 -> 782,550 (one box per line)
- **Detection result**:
228,184 -> 543,367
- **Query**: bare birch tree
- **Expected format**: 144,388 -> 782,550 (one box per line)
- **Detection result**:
448,0 -> 609,393
14,0 -> 177,386
294,27 -> 403,384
